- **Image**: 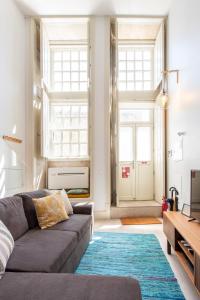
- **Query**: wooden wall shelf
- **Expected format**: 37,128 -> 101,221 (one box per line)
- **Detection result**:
2,135 -> 22,144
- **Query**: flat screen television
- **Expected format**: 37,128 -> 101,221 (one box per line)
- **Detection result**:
190,170 -> 200,221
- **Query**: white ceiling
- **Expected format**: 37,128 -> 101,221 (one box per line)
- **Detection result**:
14,0 -> 172,16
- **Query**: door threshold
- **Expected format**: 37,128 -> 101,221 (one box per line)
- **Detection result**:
117,200 -> 161,208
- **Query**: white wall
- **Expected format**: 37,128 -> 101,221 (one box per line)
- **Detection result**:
167,0 -> 200,207
90,17 -> 111,217
0,0 -> 26,196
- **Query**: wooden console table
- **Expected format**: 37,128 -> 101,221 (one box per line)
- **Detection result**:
163,211 -> 200,293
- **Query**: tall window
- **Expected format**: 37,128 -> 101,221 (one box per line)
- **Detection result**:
51,46 -> 88,92
49,103 -> 88,158
118,46 -> 153,91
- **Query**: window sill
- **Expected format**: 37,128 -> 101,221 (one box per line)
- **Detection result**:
48,157 -> 90,162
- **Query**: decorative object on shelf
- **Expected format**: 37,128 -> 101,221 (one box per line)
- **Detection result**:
181,203 -> 190,217
2,135 -> 22,144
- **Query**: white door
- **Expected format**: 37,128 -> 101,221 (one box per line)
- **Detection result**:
118,126 -> 136,200
118,123 -> 154,201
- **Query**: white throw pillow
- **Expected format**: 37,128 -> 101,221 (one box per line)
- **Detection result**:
0,220 -> 14,279
60,189 -> 73,215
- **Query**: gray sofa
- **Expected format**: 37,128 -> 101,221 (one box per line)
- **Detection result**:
0,190 -> 141,300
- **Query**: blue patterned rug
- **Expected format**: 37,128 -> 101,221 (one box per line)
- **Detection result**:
76,232 -> 185,300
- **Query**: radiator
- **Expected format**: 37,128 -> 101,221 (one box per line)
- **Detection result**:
48,167 -> 89,190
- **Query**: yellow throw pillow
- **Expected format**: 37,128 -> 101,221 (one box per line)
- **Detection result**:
33,194 -> 69,229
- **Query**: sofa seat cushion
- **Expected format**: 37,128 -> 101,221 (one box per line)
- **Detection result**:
0,272 -> 142,300
6,229 -> 77,273
47,214 -> 92,240
0,196 -> 29,240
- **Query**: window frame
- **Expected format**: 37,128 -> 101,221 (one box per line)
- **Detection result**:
50,45 -> 88,93
117,44 -> 154,93
48,101 -> 89,160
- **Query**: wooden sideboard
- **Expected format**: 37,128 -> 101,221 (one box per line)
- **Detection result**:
163,211 -> 200,293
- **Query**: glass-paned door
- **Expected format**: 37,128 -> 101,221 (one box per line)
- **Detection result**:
118,121 -> 154,201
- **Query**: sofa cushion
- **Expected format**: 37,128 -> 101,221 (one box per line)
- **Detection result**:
33,194 -> 68,229
6,229 -> 77,273
47,214 -> 92,240
0,196 -> 29,240
0,221 -> 14,278
0,272 -> 142,300
16,190 -> 50,229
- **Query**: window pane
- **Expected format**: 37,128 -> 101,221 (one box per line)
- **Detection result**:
63,51 -> 70,60
117,46 -> 152,91
54,62 -> 62,71
80,144 -> 87,156
80,51 -> 87,60
63,82 -> 70,91
63,72 -> 70,81
127,72 -> 134,81
80,131 -> 87,143
80,72 -> 87,81
135,71 -> 142,80
71,51 -> 79,60
63,131 -> 70,142
54,52 -> 62,61
127,51 -> 134,60
71,144 -> 79,156
71,117 -> 79,128
71,106 -> 79,116
71,82 -> 79,91
118,51 -> 126,60
144,71 -> 151,80
135,82 -> 143,90
80,62 -> 87,71
119,72 -> 126,81
127,61 -> 134,71
63,144 -> 70,156
144,81 -> 151,90
71,131 -> 79,143
120,109 -> 151,123
53,131 -> 62,143
135,61 -> 142,70
51,47 -> 87,92
119,61 -> 126,71
80,117 -> 87,128
136,127 -> 151,161
54,82 -> 62,91
135,51 -> 142,60
127,82 -> 134,91
71,62 -> 79,71
71,72 -> 79,81
80,106 -> 88,116
54,72 -> 62,81
119,127 -> 133,161
53,144 -> 61,157
63,62 -> 70,71
49,103 -> 88,158
143,50 -> 151,60
80,82 -> 87,91
143,61 -> 151,70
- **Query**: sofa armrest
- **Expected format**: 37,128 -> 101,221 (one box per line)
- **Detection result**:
72,202 -> 93,215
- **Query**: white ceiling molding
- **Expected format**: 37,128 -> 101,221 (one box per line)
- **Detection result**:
14,0 -> 172,16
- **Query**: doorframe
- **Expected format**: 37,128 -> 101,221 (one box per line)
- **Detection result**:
116,102 -> 155,207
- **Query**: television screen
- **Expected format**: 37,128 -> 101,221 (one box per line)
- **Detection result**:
191,170 -> 200,221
